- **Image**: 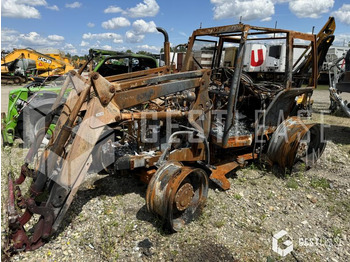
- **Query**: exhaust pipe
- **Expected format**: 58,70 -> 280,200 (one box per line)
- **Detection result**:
157,27 -> 170,67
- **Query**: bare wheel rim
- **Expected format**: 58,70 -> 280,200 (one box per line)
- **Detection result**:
146,162 -> 209,232
167,167 -> 208,232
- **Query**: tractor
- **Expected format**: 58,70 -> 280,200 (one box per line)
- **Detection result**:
4,20 -> 334,253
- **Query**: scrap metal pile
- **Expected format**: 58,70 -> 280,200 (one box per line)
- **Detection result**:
5,20 -> 334,253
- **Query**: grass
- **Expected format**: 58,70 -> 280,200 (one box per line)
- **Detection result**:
267,191 -> 274,200
260,214 -> 267,222
246,162 -> 259,170
328,199 -> 350,221
124,221 -> 135,235
295,162 -> 307,174
198,209 -> 211,226
99,223 -> 119,260
326,155 -> 339,164
214,220 -> 225,228
234,194 -> 242,200
331,226 -> 342,245
286,178 -> 299,189
331,226 -> 342,238
310,177 -> 330,189
316,84 -> 329,91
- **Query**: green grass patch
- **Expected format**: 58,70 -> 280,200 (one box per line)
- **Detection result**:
316,84 -> 329,90
328,199 -> 350,220
286,178 -> 298,189
214,220 -> 225,228
310,177 -> 330,190
267,191 -> 274,200
234,194 -> 242,200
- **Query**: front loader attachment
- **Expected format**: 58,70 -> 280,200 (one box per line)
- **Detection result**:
4,66 -> 212,253
4,72 -> 114,253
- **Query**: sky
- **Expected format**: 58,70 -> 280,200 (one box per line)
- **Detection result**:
1,0 -> 350,56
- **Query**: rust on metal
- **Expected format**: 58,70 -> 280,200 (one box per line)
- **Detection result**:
266,117 -> 326,170
168,144 -> 206,162
209,162 -> 240,190
5,19 -> 333,254
146,162 -> 208,231
175,183 -> 194,211
211,135 -> 253,148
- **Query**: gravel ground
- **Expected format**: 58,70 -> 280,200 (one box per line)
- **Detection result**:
1,90 -> 350,261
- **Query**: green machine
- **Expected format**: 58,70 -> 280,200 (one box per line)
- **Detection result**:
2,49 -> 158,146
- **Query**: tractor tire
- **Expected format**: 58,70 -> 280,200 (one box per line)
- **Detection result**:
20,105 -> 51,147
19,92 -> 62,147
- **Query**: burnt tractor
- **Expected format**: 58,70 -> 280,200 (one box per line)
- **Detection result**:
5,21 -> 334,253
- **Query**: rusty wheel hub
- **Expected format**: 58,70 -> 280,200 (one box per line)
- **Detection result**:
296,141 -> 308,159
146,162 -> 208,232
174,183 -> 194,211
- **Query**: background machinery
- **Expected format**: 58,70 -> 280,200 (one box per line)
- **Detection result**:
329,49 -> 350,117
1,49 -> 158,146
1,48 -> 74,84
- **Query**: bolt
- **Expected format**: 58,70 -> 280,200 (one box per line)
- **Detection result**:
92,73 -> 99,80
109,86 -> 116,93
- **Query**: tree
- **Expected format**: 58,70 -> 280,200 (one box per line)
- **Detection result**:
160,47 -> 175,53
126,49 -> 133,54
177,45 -> 187,52
137,50 -> 153,56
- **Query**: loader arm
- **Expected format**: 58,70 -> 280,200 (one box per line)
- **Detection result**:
293,16 -> 336,87
7,68 -> 211,252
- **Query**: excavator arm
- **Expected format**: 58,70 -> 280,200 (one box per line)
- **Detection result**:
1,48 -> 74,77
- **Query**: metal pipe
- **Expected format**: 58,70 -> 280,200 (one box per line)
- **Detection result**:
121,111 -> 188,120
329,87 -> 350,117
223,27 -> 249,146
157,27 -> 170,67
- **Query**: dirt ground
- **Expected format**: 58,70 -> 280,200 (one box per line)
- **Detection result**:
1,88 -> 350,261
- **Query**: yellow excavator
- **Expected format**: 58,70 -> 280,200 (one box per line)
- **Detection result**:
1,48 -> 74,84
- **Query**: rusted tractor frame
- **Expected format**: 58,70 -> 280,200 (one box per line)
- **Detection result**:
6,21 -> 330,253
